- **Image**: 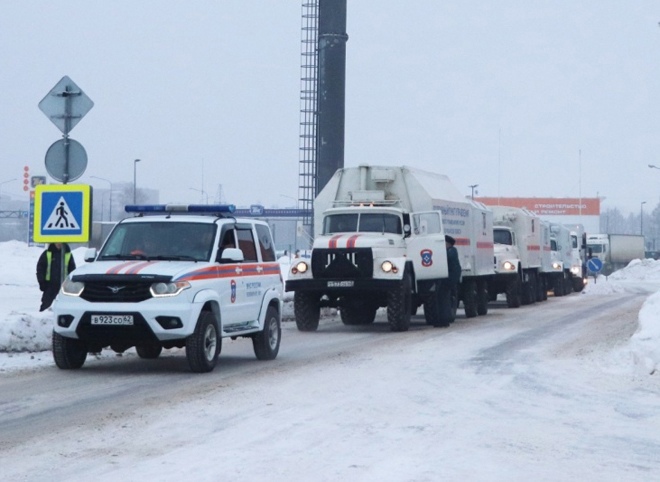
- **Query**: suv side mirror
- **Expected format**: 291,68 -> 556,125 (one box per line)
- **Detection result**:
84,248 -> 97,263
218,247 -> 244,263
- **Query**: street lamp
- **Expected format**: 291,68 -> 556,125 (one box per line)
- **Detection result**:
641,201 -> 647,236
469,184 -> 479,200
133,159 -> 141,204
91,176 -> 113,222
0,178 -> 17,211
189,187 -> 209,204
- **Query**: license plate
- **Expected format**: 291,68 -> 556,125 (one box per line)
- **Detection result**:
91,314 -> 134,326
327,280 -> 354,288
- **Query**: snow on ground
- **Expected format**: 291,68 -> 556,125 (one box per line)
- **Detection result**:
0,241 -> 659,375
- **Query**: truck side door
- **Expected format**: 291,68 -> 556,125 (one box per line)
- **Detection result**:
408,211 -> 448,280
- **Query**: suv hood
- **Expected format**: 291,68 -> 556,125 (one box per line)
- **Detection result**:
71,260 -> 212,279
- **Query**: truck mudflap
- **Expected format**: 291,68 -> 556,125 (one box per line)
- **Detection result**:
286,278 -> 402,292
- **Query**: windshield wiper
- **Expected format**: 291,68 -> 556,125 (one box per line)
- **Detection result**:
99,254 -> 148,260
149,255 -> 198,261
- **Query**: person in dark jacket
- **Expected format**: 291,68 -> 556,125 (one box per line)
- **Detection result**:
445,234 -> 462,306
36,243 -> 76,311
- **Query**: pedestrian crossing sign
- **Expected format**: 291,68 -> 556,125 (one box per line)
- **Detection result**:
34,184 -> 92,242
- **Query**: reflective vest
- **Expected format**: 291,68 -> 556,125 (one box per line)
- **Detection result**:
45,251 -> 72,281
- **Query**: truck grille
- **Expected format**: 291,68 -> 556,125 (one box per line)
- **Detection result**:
311,248 -> 373,279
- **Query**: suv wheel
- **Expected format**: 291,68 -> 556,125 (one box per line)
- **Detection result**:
186,311 -> 220,373
52,331 -> 87,369
253,306 -> 281,360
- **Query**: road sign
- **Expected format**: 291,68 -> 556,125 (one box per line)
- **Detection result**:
44,138 -> 88,182
38,76 -> 94,135
587,258 -> 603,273
33,184 -> 92,243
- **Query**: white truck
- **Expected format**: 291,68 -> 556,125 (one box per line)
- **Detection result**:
488,206 -> 551,307
548,222 -> 575,296
285,165 -> 495,331
586,233 -> 645,276
566,224 -> 587,292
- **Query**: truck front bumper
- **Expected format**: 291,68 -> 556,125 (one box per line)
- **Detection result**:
286,278 -> 402,292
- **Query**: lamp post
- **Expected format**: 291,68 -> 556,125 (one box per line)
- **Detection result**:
91,176 -> 113,222
189,187 -> 209,204
0,178 -> 17,211
469,184 -> 479,200
641,201 -> 647,236
133,159 -> 141,204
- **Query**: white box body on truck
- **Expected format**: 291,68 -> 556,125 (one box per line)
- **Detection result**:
488,206 -> 551,307
52,204 -> 283,373
566,224 -> 587,292
285,165 -> 495,331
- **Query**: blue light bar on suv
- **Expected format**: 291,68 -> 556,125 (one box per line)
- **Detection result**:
125,204 -> 236,214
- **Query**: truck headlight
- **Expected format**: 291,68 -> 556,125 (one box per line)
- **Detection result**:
552,262 -> 562,270
381,260 -> 398,273
291,261 -> 308,274
150,281 -> 190,298
61,279 -> 85,296
570,266 -> 581,276
502,261 -> 516,271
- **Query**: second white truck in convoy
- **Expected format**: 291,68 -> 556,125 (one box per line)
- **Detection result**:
548,222 -> 576,296
487,206 -> 552,307
285,165 -> 495,331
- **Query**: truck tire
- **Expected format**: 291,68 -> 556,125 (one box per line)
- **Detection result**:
476,280 -> 489,316
564,277 -> 573,296
462,279 -> 478,318
572,277 -> 585,292
253,305 -> 281,360
434,282 -> 456,327
52,331 -> 87,369
136,343 -> 163,359
294,291 -> 321,331
387,272 -> 412,332
553,277 -> 565,296
423,281 -> 442,325
506,277 -> 521,308
341,298 -> 377,325
186,311 -> 220,373
537,276 -> 547,301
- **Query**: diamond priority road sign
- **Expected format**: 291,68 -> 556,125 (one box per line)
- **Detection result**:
38,76 -> 94,135
33,184 -> 92,243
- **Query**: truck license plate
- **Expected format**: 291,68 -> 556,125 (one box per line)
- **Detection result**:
91,314 -> 134,326
327,281 -> 354,288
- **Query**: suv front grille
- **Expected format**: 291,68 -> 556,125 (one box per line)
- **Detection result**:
81,281 -> 153,302
311,248 -> 373,279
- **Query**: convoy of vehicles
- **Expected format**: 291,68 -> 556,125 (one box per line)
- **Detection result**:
52,204 -> 283,373
586,233 -> 645,276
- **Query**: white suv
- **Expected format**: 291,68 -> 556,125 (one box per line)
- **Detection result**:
52,204 -> 283,373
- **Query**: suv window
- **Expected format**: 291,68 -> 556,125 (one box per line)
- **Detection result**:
237,227 -> 258,262
256,224 -> 276,262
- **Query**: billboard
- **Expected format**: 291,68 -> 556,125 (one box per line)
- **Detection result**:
476,197 -> 600,216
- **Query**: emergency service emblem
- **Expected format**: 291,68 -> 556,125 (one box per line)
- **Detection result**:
420,249 -> 433,267
230,279 -> 237,303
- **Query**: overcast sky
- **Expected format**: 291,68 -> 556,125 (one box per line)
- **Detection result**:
1,1 -> 658,213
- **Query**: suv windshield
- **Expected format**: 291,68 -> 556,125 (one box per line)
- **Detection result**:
324,213 -> 402,234
99,222 -> 217,262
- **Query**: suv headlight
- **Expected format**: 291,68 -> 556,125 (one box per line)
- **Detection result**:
150,281 -> 191,297
61,279 -> 85,296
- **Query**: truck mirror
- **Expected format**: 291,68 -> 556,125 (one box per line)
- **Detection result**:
403,224 -> 411,236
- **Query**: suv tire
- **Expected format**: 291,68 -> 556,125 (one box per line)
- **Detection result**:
53,331 -> 87,369
253,306 -> 281,360
186,311 -> 220,373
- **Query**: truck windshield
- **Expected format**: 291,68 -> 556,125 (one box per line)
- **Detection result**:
99,222 -> 217,262
324,213 -> 402,234
493,228 -> 513,245
588,244 -> 604,254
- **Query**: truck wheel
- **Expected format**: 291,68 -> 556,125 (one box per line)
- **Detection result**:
253,306 -> 281,360
294,291 -> 320,331
341,298 -> 377,325
564,277 -> 573,295
553,277 -> 565,296
572,277 -> 585,292
522,273 -> 537,305
52,331 -> 87,369
387,272 -> 412,332
423,281 -> 442,325
136,343 -> 163,359
505,277 -> 521,308
462,279 -> 478,318
186,311 -> 220,373
434,282 -> 456,327
476,280 -> 489,316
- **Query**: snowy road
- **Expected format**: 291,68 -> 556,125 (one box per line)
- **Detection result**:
1,294 -> 659,481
